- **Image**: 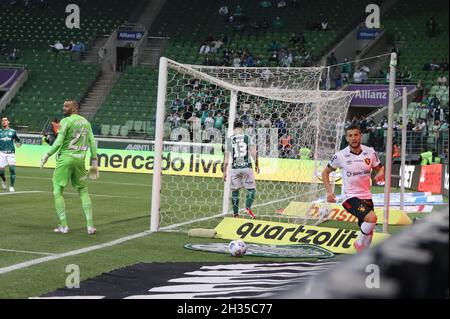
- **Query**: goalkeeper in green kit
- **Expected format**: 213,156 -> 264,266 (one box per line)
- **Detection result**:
40,100 -> 99,235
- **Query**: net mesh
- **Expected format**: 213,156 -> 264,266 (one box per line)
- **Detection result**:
156,59 -> 355,232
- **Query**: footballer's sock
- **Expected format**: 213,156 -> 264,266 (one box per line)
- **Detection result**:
232,191 -> 240,216
357,222 -> 376,246
245,189 -> 256,209
9,166 -> 16,187
0,169 -> 5,182
79,187 -> 94,228
53,184 -> 68,228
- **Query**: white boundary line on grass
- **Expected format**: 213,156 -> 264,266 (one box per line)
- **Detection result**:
0,248 -> 57,256
0,191 -> 44,196
0,231 -> 152,275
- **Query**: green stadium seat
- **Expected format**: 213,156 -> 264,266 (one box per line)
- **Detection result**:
100,124 -> 111,136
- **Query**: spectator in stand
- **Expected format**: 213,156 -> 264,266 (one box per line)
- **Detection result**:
400,65 -> 412,81
260,0 -> 272,8
171,98 -> 183,113
168,112 -> 181,128
334,69 -> 343,89
272,16 -> 283,29
268,51 -> 279,66
428,94 -> 440,110
320,19 -> 329,31
423,58 -> 440,71
50,40 -> 64,55
341,57 -> 351,83
5,48 -> 19,61
414,80 -> 425,102
440,58 -> 449,71
426,17 -> 437,37
289,33 -> 300,46
234,5 -> 243,17
210,39 -> 224,54
406,119 -> 415,131
222,34 -> 231,45
222,48 -> 231,65
199,42 -> 211,55
279,132 -> 293,158
436,73 -> 448,86
437,120 -> 449,155
434,105 -> 444,122
65,40 -> 74,52
257,115 -> 271,128
281,53 -> 293,67
233,55 -> 241,67
204,112 -> 215,130
244,54 -> 255,67
277,0 -> 287,8
214,111 -> 224,130
218,5 -> 229,17
275,116 -> 287,138
359,115 -> 368,133
353,69 -> 363,83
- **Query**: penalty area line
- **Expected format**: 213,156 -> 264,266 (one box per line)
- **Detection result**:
0,230 -> 153,275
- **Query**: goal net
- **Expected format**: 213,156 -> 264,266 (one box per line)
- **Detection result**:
150,58 -> 355,232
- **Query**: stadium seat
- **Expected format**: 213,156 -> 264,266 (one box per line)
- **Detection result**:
101,124 -> 111,136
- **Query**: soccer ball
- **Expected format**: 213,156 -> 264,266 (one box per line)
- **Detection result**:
229,240 -> 247,257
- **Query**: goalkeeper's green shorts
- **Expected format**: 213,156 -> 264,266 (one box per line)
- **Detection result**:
53,156 -> 88,189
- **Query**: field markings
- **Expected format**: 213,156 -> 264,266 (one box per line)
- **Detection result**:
0,230 -> 152,275
0,248 -> 57,256
0,191 -> 44,196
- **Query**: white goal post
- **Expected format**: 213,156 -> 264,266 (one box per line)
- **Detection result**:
150,57 -> 356,233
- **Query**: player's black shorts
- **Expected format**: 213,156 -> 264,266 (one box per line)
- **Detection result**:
342,197 -> 375,226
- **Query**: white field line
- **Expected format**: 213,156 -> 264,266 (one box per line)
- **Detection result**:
0,248 -> 56,256
0,230 -> 152,275
0,191 -> 44,196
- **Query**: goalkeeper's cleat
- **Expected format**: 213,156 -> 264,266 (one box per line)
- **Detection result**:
233,213 -> 240,218
9,187 -> 14,193
54,225 -> 69,234
245,208 -> 256,219
353,241 -> 365,254
87,227 -> 97,235
1,181 -> 6,190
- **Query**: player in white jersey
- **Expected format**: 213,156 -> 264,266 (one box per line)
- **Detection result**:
322,124 -> 385,253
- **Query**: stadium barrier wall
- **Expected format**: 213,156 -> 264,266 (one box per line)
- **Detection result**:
16,145 -> 449,193
277,206 -> 449,298
15,145 -> 341,184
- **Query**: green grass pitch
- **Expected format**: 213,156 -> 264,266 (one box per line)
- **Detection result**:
0,167 -> 424,298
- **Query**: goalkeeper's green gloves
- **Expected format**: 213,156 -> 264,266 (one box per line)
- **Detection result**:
89,158 -> 99,180
40,153 -> 50,169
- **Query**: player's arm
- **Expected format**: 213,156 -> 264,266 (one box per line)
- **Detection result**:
322,154 -> 340,203
373,164 -> 385,184
372,150 -> 385,184
87,124 -> 99,180
13,131 -> 22,148
250,145 -> 259,174
40,121 -> 68,168
322,164 -> 337,203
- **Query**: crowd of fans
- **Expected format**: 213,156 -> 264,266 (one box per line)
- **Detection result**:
193,1 -> 332,68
